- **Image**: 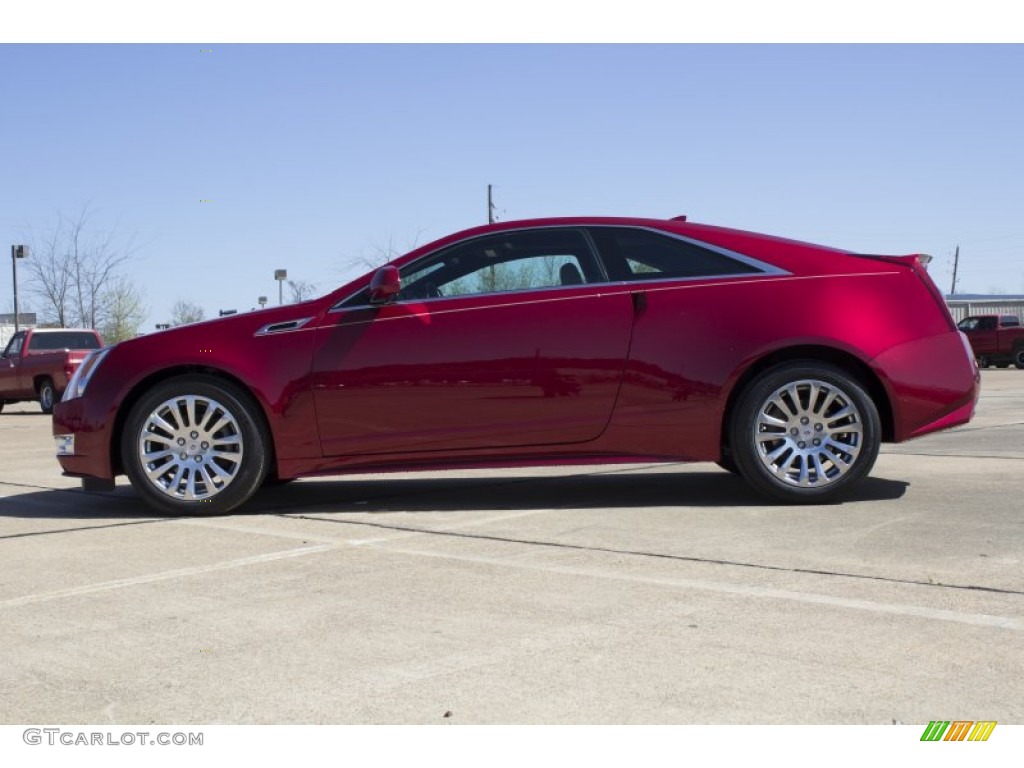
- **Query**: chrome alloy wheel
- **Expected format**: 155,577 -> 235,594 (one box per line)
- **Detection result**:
752,379 -> 864,489
137,395 -> 244,501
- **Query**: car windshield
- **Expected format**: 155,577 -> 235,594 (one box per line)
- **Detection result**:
27,332 -> 101,351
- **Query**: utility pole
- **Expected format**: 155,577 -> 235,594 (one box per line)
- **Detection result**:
486,185 -> 496,290
11,245 -> 28,333
950,245 -> 960,295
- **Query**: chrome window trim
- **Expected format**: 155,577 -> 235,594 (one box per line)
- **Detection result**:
332,282 -> 631,314
329,223 -> 791,312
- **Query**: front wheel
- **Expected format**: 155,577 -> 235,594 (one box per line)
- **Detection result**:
38,378 -> 57,414
728,362 -> 881,504
716,452 -> 740,475
977,356 -> 990,369
121,376 -> 270,515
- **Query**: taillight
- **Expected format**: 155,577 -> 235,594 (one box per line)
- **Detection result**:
906,255 -> 956,331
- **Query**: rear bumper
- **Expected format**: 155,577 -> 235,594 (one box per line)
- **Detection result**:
872,330 -> 980,442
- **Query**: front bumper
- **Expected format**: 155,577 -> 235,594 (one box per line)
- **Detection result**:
52,396 -> 115,481
54,433 -> 74,456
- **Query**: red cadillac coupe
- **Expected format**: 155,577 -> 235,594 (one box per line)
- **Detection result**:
53,216 -> 979,515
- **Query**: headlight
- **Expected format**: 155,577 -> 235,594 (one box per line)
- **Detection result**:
64,347 -> 112,401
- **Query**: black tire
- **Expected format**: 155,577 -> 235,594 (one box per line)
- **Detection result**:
1014,348 -> 1024,370
716,453 -> 740,475
38,377 -> 57,414
262,475 -> 295,487
977,356 -> 990,369
728,361 -> 881,504
121,375 -> 270,516
0,401 -> 5,414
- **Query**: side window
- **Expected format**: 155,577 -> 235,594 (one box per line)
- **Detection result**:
1001,315 -> 1021,328
957,318 -> 979,331
397,229 -> 601,301
3,334 -> 25,358
977,317 -> 997,331
589,227 -> 762,282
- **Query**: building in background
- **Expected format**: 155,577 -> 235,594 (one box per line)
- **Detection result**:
0,313 -> 38,349
945,296 -> 1024,324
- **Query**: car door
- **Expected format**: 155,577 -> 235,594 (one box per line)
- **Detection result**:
311,228 -> 635,456
0,332 -> 26,398
971,317 -> 998,356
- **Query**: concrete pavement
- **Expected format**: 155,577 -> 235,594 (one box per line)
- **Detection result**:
1,370 -> 1021,724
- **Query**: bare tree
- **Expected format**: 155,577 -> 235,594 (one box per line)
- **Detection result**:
25,205 -> 139,329
170,299 -> 205,326
287,279 -> 318,303
474,259 -> 541,294
24,218 -> 75,326
100,276 -> 147,343
340,228 -> 427,277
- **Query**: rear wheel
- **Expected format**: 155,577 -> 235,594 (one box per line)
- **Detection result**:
1014,348 -> 1024,370
38,378 -> 57,414
121,376 -> 270,515
728,362 -> 881,504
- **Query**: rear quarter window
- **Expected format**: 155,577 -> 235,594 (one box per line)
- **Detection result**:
589,227 -> 763,282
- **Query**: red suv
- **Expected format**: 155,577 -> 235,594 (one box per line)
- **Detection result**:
52,216 -> 979,514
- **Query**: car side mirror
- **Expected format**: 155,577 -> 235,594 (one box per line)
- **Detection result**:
368,266 -> 401,305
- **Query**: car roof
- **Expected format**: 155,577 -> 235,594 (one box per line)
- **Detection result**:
401,215 -> 854,263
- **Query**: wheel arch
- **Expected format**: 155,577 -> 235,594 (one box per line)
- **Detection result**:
719,345 -> 895,457
110,365 -> 277,477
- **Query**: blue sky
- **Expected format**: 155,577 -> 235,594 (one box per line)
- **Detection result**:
2,43 -> 1023,328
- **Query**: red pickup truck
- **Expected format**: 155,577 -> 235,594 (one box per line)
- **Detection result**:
957,314 -> 1024,369
0,328 -> 104,413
